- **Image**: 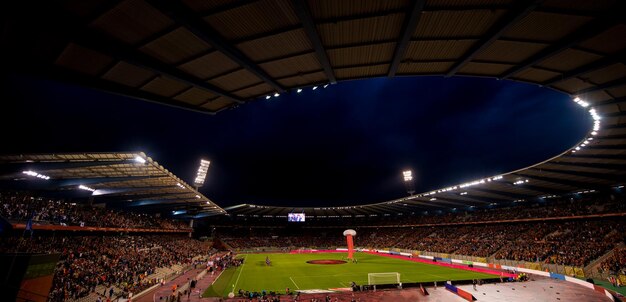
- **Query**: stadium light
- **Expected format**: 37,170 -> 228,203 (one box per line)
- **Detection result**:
274,92 -> 280,97
78,185 -> 96,192
22,171 -> 50,180
193,159 -> 211,188
265,95 -> 271,100
134,156 -> 146,164
570,97 -> 602,156
297,88 -> 303,93
323,84 -> 329,88
402,170 -> 413,181
312,86 -> 318,90
402,170 -> 415,195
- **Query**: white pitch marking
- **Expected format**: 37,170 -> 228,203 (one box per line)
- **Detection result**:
232,255 -> 247,292
289,276 -> 301,289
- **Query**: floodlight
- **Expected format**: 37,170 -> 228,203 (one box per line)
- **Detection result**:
312,86 -> 318,90
265,95 -> 271,99
402,170 -> 415,195
78,185 -> 96,192
323,84 -> 329,88
22,171 -> 50,180
134,156 -> 146,164
513,179 -> 528,185
402,170 -> 413,181
297,88 -> 303,93
194,159 -> 211,187
274,93 -> 280,97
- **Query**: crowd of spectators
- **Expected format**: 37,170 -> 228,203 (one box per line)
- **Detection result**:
599,248 -> 626,275
218,218 -> 625,267
224,229 -> 344,249
214,195 -> 626,228
0,234 -> 212,301
0,192 -> 189,230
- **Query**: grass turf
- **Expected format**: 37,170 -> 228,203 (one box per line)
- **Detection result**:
203,252 -> 495,297
592,279 -> 626,296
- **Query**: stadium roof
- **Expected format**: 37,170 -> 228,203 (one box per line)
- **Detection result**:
2,0 -> 626,217
0,152 -> 226,217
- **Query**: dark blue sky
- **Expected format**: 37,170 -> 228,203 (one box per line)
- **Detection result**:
0,73 -> 590,207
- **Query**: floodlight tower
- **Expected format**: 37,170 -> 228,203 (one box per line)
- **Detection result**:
194,159 -> 211,190
403,170 -> 415,195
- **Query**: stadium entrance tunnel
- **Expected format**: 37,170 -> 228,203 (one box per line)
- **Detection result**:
306,259 -> 347,265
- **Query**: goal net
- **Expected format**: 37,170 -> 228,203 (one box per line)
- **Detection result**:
367,272 -> 401,285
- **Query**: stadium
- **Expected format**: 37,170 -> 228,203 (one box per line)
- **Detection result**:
1,0 -> 625,302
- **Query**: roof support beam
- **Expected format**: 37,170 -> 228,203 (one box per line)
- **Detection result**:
594,134 -> 626,140
501,6 -> 624,79
126,199 -> 199,207
387,0 -> 426,77
515,173 -> 587,189
594,97 -> 626,107
446,0 -> 543,77
16,64 -> 221,114
147,0 -> 284,92
114,191 -> 199,200
0,160 -> 133,173
577,77 -> 626,95
470,188 -> 536,199
292,0 -> 336,84
92,186 -> 184,196
547,161 -> 626,170
601,123 -> 626,130
584,143 -> 626,150
531,167 -> 624,183
429,198 -> 468,207
435,193 -> 494,205
543,49 -> 626,86
199,0 -> 258,17
560,154 -> 626,162
500,182 -> 568,196
73,31 -> 243,103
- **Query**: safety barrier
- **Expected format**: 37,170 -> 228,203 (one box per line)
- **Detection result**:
444,282 -> 475,301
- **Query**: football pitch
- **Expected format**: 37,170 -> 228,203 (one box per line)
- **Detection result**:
203,252 -> 496,297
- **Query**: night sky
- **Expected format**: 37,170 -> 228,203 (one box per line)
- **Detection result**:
0,73 -> 591,208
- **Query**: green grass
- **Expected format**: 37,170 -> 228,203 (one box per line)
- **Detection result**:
592,279 -> 626,296
203,252 -> 495,297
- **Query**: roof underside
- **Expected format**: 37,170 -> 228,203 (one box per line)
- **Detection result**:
2,0 -> 626,217
0,152 -> 225,217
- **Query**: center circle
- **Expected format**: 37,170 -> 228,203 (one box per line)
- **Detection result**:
306,259 -> 347,265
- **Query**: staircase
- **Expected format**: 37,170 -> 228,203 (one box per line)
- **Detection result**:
584,243 -> 625,278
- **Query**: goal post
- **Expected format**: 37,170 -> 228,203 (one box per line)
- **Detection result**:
367,272 -> 401,285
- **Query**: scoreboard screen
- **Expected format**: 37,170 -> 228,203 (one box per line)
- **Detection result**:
288,213 -> 305,222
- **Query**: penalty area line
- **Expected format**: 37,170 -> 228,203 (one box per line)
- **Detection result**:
232,255 -> 247,293
289,276 -> 301,290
